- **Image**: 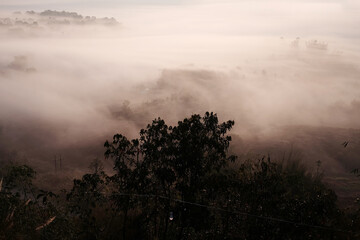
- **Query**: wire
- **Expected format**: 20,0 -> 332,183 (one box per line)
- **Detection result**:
112,192 -> 358,235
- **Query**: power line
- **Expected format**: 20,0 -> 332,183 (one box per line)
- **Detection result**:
112,192 -> 357,236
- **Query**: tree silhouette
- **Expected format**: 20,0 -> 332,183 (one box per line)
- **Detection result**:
0,112 -> 357,239
103,112 -> 236,238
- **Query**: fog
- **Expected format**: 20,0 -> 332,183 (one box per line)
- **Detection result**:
0,1 -> 359,185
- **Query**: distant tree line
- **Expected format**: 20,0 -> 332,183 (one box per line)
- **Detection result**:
1,112 -> 360,239
0,10 -> 119,28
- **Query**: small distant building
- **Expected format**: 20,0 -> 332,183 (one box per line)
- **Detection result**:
306,40 -> 328,50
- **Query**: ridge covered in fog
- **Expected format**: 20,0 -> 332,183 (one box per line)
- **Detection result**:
1,10 -> 119,26
0,10 -> 120,37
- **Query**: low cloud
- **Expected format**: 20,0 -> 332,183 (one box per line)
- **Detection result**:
0,3 -> 359,178
7,56 -> 36,72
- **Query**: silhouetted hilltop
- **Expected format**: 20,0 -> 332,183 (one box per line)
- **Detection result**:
0,10 -> 119,26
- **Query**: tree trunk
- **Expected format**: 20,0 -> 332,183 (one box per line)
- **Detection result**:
123,207 -> 128,240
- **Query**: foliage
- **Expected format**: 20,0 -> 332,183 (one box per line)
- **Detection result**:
1,112 -> 359,239
0,163 -> 75,240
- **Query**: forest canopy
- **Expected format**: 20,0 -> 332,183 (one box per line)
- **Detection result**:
0,112 -> 359,239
